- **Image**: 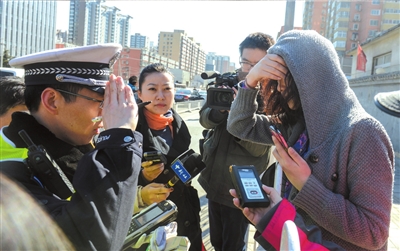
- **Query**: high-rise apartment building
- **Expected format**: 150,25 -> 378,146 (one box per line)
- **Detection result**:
158,30 -> 206,79
130,33 -> 149,49
303,0 -> 399,76
113,11 -> 131,46
206,53 -> 235,73
0,0 -> 57,58
56,30 -> 68,44
68,0 -> 131,46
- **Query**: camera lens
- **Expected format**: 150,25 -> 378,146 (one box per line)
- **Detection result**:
216,92 -> 232,103
207,88 -> 234,110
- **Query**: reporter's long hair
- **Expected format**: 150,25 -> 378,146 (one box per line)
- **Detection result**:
262,71 -> 304,126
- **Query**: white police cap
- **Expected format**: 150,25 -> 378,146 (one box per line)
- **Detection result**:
9,43 -> 122,94
374,90 -> 400,118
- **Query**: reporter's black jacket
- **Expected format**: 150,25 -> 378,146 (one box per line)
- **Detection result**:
0,112 -> 143,251
198,104 -> 272,208
135,107 -> 202,251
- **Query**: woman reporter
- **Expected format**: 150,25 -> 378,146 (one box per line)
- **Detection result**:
134,63 -> 203,251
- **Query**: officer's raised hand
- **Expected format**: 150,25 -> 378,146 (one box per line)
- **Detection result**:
102,74 -> 138,130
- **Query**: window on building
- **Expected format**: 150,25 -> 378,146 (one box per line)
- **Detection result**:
351,32 -> 358,40
368,30 -> 377,37
333,40 -> 346,48
373,52 -> 391,74
334,31 -> 347,38
370,20 -> 379,26
372,0 -> 380,4
335,21 -> 349,28
354,14 -> 360,21
371,9 -> 381,15
355,4 -> 362,11
351,43 -> 357,49
353,23 -> 359,30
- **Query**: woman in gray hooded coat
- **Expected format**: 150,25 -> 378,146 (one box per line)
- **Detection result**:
227,30 -> 394,250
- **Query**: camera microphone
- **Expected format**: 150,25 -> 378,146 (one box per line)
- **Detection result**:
165,149 -> 206,188
201,71 -> 220,80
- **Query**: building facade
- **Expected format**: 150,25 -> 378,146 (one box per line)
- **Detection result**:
0,0 -> 57,59
56,30 -> 68,44
111,47 -> 180,83
68,0 -> 131,47
158,30 -> 206,80
130,33 -> 149,49
112,47 -> 142,82
346,24 -> 399,152
302,0 -> 399,77
205,52 -> 236,73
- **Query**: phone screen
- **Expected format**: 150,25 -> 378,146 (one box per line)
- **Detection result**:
238,169 -> 264,200
135,206 -> 163,225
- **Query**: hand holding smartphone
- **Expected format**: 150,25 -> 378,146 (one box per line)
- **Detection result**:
143,151 -> 167,165
269,125 -> 288,151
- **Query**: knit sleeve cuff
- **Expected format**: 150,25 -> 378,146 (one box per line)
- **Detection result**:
292,175 -> 330,213
233,85 -> 259,112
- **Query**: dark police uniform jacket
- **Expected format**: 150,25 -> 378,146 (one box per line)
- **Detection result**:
0,112 -> 143,251
136,107 -> 202,251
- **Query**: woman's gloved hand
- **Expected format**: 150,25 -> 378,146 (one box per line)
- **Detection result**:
142,161 -> 164,181
141,183 -> 174,206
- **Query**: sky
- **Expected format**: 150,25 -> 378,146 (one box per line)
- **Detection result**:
56,1 -> 305,65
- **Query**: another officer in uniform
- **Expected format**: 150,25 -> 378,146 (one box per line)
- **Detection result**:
0,44 -> 143,250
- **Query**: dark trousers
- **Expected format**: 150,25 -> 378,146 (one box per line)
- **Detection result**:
208,199 -> 249,251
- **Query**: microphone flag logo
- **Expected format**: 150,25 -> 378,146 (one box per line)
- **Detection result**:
171,159 -> 191,183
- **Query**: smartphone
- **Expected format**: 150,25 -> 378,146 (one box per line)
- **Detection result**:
123,200 -> 178,250
229,165 -> 270,208
143,151 -> 167,165
269,125 -> 288,151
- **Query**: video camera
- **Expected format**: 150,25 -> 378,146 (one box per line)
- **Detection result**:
201,71 -> 239,110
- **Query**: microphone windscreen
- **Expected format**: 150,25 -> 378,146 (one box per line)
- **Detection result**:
201,71 -> 220,80
181,153 -> 206,175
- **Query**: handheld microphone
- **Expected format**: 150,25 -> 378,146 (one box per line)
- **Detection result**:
165,149 -> 206,188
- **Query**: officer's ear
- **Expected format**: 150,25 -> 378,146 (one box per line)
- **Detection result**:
41,88 -> 62,115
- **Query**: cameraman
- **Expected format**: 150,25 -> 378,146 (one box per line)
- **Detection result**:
198,32 -> 275,251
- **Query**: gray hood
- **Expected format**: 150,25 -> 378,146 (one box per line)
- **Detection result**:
268,30 -> 366,148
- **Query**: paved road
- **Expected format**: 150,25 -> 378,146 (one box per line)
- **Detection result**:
178,109 -> 400,251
